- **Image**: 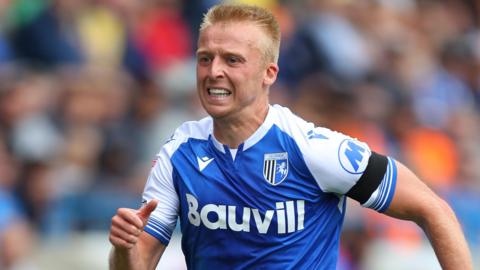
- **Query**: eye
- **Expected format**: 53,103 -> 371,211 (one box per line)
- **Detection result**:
226,55 -> 241,65
197,55 -> 211,65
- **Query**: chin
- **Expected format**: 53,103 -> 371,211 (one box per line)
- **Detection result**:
206,109 -> 229,119
203,106 -> 233,119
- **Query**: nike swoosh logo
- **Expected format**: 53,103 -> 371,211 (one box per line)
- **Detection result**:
197,156 -> 214,172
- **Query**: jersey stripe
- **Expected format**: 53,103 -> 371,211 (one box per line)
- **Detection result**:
144,217 -> 174,245
362,157 -> 397,212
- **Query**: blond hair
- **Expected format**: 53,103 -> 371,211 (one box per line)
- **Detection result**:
200,3 -> 281,64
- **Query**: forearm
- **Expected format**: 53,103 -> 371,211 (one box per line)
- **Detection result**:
385,161 -> 473,269
418,198 -> 472,270
109,233 -> 166,270
109,202 -> 164,270
109,246 -> 145,270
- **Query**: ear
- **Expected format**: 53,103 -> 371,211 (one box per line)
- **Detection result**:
263,63 -> 279,87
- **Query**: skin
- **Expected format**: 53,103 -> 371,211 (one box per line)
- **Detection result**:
109,200 -> 164,270
385,162 -> 472,270
109,20 -> 472,270
196,21 -> 278,148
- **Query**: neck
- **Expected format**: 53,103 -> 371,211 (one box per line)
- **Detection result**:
213,104 -> 269,149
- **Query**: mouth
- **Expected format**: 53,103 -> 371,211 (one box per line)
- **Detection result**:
208,88 -> 232,97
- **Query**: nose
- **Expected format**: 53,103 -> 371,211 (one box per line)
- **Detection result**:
208,58 -> 225,79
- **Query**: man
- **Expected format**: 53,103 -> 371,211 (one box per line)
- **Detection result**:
109,3 -> 472,269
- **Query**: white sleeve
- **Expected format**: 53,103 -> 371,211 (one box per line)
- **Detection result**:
300,127 -> 397,212
142,145 -> 179,245
271,105 -> 371,195
300,127 -> 371,195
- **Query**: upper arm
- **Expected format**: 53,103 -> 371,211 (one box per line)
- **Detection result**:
142,141 -> 180,246
300,127 -> 397,212
299,127 -> 374,195
384,160 -> 444,222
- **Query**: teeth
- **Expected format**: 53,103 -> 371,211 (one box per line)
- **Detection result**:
208,88 -> 231,96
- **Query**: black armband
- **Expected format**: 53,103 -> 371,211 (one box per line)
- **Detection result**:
346,152 -> 388,204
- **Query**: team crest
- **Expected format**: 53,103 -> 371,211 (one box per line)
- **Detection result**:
263,152 -> 288,185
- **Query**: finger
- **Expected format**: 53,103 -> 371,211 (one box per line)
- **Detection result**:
137,200 -> 158,222
110,226 -> 139,245
111,215 -> 142,236
109,234 -> 135,249
116,208 -> 144,229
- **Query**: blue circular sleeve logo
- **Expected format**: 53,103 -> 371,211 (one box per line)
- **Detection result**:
338,139 -> 370,174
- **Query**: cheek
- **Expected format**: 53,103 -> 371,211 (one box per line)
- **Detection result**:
246,69 -> 266,86
196,66 -> 205,79
196,69 -> 208,87
238,64 -> 263,81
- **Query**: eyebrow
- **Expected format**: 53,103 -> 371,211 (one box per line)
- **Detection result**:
196,49 -> 244,59
196,49 -> 211,55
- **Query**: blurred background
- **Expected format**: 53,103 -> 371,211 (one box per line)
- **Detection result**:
0,0 -> 479,269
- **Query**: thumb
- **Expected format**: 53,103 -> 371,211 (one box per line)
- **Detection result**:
137,199 -> 158,222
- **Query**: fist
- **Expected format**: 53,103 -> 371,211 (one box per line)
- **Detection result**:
109,200 -> 158,249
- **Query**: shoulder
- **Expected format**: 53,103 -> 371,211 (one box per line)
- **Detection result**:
175,116 -> 212,140
270,104 -> 342,143
270,104 -> 313,135
270,104 -> 372,193
159,116 -> 213,157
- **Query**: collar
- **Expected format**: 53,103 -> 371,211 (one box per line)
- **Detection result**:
209,105 -> 275,153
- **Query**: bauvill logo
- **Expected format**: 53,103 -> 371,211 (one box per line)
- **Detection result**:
186,193 -> 305,234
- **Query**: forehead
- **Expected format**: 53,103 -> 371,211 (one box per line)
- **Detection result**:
197,21 -> 267,53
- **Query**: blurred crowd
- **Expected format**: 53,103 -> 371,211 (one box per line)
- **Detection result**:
0,0 -> 479,269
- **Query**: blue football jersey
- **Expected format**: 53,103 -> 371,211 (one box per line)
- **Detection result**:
142,104 -> 397,269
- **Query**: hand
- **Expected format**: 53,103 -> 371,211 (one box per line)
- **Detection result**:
109,200 -> 158,250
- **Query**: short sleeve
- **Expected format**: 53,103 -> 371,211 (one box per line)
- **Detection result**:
142,144 -> 179,245
300,127 -> 372,195
300,127 -> 397,212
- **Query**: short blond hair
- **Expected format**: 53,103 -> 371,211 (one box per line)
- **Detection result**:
200,3 -> 281,64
